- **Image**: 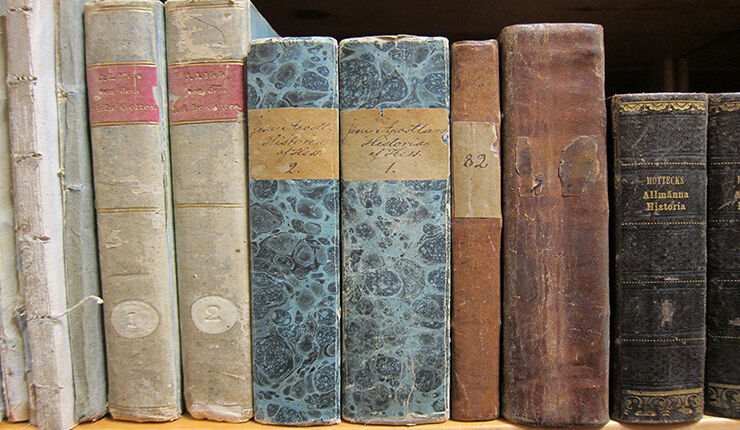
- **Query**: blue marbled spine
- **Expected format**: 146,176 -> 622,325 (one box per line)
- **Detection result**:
247,37 -> 340,425
339,36 -> 451,424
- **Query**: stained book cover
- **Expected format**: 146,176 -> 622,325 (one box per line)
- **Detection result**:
247,37 -> 340,426
610,93 -> 708,423
500,24 -> 609,427
705,93 -> 739,418
84,0 -> 181,422
165,0 -> 276,422
55,0 -> 107,421
449,39 -> 501,421
0,5 -> 30,422
339,35 -> 451,425
6,0 -> 76,428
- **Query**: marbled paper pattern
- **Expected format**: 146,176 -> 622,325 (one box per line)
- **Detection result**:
339,36 -> 451,424
247,37 -> 340,425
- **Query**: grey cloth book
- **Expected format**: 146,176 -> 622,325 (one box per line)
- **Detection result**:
84,0 -> 180,422
55,0 -> 107,422
0,3 -> 30,423
6,0 -> 76,428
165,0 -> 277,422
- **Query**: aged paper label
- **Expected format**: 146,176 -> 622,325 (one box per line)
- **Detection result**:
340,108 -> 449,181
86,63 -> 160,126
452,121 -> 501,218
248,108 -> 339,180
168,61 -> 244,125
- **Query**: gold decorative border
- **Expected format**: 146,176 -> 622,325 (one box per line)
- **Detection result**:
90,120 -> 159,128
167,60 -> 243,68
168,2 -> 246,11
97,207 -> 160,214
87,6 -> 154,14
87,62 -> 157,69
712,100 -> 740,112
706,383 -> 740,414
619,100 -> 707,113
622,388 -> 703,419
175,203 -> 245,209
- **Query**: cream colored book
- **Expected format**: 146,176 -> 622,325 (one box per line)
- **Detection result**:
0,4 -> 30,423
165,0 -> 276,422
84,0 -> 180,422
6,0 -> 76,428
55,0 -> 107,421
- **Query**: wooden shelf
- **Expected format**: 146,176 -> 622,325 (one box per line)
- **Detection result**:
1,416 -> 738,429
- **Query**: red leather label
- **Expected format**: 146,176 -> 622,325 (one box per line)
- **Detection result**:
87,63 -> 160,126
167,62 -> 244,125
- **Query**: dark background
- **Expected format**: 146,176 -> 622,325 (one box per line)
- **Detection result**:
251,0 -> 740,96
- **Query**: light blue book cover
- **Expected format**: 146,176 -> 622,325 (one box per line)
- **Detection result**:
339,35 -> 451,424
247,37 -> 340,425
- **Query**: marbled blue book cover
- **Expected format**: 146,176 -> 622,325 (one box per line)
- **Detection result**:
247,37 -> 340,425
339,35 -> 451,424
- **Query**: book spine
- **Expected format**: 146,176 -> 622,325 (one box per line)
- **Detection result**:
705,93 -> 739,418
6,0 -> 76,428
247,37 -> 340,426
610,93 -> 708,423
449,40 -> 501,421
0,374 -> 4,421
165,0 -> 251,422
55,0 -> 107,421
339,35 -> 451,425
84,0 -> 180,422
0,7 -> 30,423
500,24 -> 609,427
247,2 -> 279,40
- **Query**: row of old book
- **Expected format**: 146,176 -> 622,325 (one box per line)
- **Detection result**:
0,0 -> 736,429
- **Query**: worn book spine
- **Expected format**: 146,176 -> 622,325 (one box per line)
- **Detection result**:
6,0 -> 76,428
84,0 -> 180,422
610,93 -> 708,423
55,0 -> 107,422
0,5 -> 30,422
705,93 -> 739,418
500,24 -> 609,427
0,9 -> 9,423
449,40 -> 501,422
165,0 -> 275,422
247,37 -> 340,426
339,35 -> 450,425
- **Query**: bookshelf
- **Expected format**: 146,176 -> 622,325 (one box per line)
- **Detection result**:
4,1 -> 738,429
0,415 -> 738,429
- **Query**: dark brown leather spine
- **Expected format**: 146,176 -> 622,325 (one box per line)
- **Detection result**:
500,24 -> 610,427
450,40 -> 501,421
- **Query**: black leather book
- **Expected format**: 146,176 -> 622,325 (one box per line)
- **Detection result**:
705,93 -> 740,418
610,93 -> 708,423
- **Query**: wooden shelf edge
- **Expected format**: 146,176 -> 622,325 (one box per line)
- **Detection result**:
0,415 -> 737,429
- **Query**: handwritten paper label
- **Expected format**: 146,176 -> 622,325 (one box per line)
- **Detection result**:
248,108 -> 339,180
340,108 -> 449,181
168,61 -> 244,125
86,63 -> 160,126
452,121 -> 501,218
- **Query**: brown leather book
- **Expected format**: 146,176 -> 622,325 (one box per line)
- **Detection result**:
499,24 -> 610,427
449,40 -> 501,421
